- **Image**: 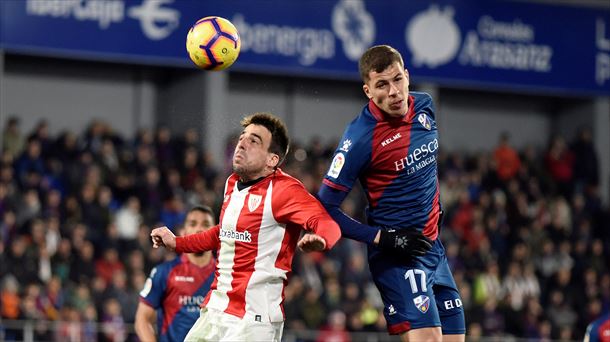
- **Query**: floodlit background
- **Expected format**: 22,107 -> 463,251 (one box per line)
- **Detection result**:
1,0 -> 609,341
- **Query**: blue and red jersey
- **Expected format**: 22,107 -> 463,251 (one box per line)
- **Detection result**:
319,92 -> 441,243
139,254 -> 215,342
586,313 -> 610,342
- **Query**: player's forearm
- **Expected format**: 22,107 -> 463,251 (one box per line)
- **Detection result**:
310,217 -> 341,250
135,320 -> 156,342
324,205 -> 379,244
318,184 -> 379,245
175,226 -> 220,253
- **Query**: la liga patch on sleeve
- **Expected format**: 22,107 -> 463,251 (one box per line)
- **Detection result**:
327,153 -> 345,178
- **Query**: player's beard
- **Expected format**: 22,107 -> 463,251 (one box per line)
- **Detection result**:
232,163 -> 251,180
232,162 -> 261,182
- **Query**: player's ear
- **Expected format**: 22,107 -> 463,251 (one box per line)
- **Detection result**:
363,84 -> 372,99
267,153 -> 280,169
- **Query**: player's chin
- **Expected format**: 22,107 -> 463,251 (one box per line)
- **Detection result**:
232,163 -> 245,174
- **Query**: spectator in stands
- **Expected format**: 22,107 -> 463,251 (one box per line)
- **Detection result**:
114,196 -> 142,251
571,127 -> 599,192
1,117 -> 25,158
95,247 -> 125,284
493,132 -> 521,182
545,136 -> 575,199
317,310 -> 351,342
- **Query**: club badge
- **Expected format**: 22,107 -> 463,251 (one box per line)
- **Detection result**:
418,114 -> 432,130
413,295 -> 430,314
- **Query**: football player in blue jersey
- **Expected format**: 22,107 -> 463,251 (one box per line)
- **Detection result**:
135,205 -> 217,342
585,312 -> 610,342
318,45 -> 465,341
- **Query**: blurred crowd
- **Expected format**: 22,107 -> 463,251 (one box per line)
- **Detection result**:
0,116 -> 608,341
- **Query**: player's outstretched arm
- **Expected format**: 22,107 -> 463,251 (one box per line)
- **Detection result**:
319,184 -> 433,257
318,183 -> 380,244
150,226 -> 176,251
175,225 -> 221,253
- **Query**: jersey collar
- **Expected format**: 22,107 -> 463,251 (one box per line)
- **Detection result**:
368,95 -> 415,123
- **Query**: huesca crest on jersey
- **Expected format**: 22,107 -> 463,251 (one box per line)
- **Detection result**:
418,114 -> 432,130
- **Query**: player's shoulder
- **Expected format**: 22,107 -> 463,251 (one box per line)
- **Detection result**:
410,91 -> 436,120
151,256 -> 183,274
351,103 -> 378,128
341,103 -> 377,146
411,91 -> 434,109
272,169 -> 305,188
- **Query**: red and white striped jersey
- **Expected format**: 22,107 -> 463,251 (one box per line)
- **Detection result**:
175,169 -> 340,323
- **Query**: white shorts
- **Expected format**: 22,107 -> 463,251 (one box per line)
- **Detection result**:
184,308 -> 284,342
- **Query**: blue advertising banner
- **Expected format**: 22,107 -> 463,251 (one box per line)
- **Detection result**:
1,0 -> 609,96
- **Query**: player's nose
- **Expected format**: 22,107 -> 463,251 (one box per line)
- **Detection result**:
389,82 -> 400,95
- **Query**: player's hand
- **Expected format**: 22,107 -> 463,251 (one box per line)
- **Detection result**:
150,226 -> 177,251
378,229 -> 433,257
297,234 -> 327,252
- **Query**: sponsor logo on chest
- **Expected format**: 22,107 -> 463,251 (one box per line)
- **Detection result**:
381,132 -> 402,147
220,229 -> 252,242
179,295 -> 205,311
393,138 -> 439,172
174,275 -> 195,282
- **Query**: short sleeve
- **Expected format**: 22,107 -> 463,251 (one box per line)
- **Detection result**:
139,264 -> 169,309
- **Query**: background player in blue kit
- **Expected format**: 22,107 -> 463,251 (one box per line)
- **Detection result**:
318,45 -> 465,341
585,313 -> 610,342
135,205 -> 217,342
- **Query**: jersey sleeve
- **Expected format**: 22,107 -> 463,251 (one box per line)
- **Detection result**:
139,264 -> 169,309
175,225 -> 221,254
318,124 -> 379,244
318,184 -> 379,244
272,180 -> 341,250
322,126 -> 370,192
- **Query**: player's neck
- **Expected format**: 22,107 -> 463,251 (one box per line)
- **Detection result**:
239,168 -> 273,183
187,251 -> 212,267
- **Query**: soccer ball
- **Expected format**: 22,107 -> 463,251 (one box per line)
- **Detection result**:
186,16 -> 241,71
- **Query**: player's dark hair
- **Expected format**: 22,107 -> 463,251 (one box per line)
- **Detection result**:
188,205 -> 215,218
359,45 -> 405,83
241,112 -> 290,168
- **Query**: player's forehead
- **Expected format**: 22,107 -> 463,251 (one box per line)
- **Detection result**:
242,124 -> 272,143
186,210 -> 212,223
367,62 -> 405,83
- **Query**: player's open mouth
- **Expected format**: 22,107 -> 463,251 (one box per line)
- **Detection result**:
390,100 -> 403,109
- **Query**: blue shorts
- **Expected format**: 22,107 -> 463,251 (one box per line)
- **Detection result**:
368,239 -> 465,335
